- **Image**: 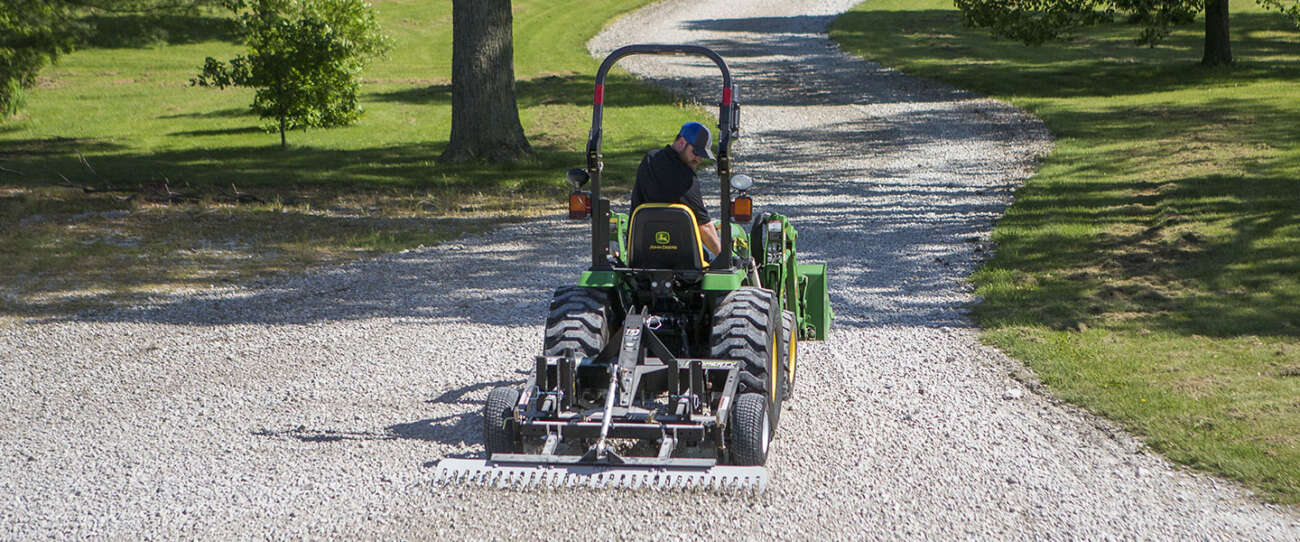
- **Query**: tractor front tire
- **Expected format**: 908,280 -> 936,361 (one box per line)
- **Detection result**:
781,309 -> 796,399
483,386 -> 521,456
729,392 -> 771,466
543,286 -> 612,358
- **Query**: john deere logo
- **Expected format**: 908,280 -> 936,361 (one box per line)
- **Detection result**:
654,231 -> 671,244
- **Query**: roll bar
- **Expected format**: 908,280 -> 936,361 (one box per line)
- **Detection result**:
585,44 -> 741,271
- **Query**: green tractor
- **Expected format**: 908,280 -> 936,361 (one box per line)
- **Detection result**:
435,45 -> 831,490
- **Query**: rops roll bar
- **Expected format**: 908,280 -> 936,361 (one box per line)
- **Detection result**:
585,44 -> 741,271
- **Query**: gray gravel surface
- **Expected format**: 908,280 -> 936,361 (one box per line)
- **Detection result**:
4,0 -> 1298,539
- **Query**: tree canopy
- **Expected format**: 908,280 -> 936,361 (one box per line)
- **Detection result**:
1,1 -> 78,117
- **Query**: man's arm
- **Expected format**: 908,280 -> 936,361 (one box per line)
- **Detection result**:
698,221 -> 722,258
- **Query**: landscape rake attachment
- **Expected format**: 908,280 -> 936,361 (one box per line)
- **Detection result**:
433,459 -> 767,491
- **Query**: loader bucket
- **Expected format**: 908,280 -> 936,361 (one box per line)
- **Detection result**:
797,263 -> 831,340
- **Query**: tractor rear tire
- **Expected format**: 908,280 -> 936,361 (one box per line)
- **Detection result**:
709,287 -> 779,394
483,387 -> 521,456
543,286 -> 612,358
729,392 -> 771,466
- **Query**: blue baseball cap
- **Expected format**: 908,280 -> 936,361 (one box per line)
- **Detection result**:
677,121 -> 715,160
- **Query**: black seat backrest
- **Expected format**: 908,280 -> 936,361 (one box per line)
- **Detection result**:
628,204 -> 706,270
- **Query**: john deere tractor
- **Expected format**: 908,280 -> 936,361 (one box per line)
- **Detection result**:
436,44 -> 831,489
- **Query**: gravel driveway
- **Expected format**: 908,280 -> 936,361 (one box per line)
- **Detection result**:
3,0 -> 1297,539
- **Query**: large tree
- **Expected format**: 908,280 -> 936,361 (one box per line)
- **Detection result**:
439,0 -> 531,163
954,0 -> 1300,66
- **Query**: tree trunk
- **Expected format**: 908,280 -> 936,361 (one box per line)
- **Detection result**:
440,0 -> 531,163
1202,0 -> 1233,66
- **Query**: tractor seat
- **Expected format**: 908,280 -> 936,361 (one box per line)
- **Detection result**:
628,203 -> 708,270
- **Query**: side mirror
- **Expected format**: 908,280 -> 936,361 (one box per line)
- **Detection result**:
732,174 -> 754,192
566,168 -> 590,189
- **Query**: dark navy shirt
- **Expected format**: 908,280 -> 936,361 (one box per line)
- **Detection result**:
631,145 -> 709,224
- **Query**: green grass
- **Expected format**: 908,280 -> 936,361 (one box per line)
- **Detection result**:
832,0 -> 1300,504
0,0 -> 702,314
2,0 -> 688,190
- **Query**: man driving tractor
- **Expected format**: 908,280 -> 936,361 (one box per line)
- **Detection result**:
630,121 -> 723,258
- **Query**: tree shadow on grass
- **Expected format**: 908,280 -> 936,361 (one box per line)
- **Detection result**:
368,72 -> 679,109
0,126 -> 661,197
0,137 -> 128,158
828,11 -> 1300,100
170,126 -> 263,137
971,100 -> 1300,338
158,107 -> 251,120
79,14 -> 241,49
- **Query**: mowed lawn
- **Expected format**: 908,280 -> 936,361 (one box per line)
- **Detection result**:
832,0 -> 1300,503
0,0 -> 701,315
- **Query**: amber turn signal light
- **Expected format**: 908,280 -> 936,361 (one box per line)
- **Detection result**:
731,195 -> 752,223
569,192 -> 591,219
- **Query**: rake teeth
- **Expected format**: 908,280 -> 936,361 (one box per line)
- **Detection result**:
432,459 -> 767,492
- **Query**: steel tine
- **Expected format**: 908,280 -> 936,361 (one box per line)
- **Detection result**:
432,458 -> 768,493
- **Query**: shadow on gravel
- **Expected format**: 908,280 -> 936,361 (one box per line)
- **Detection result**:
45,225 -> 588,328
252,379 -> 524,447
252,416 -> 483,449
254,426 -> 401,443
429,378 -> 528,406
389,412 -> 481,445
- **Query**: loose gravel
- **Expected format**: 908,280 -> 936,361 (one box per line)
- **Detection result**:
3,0 -> 1298,539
